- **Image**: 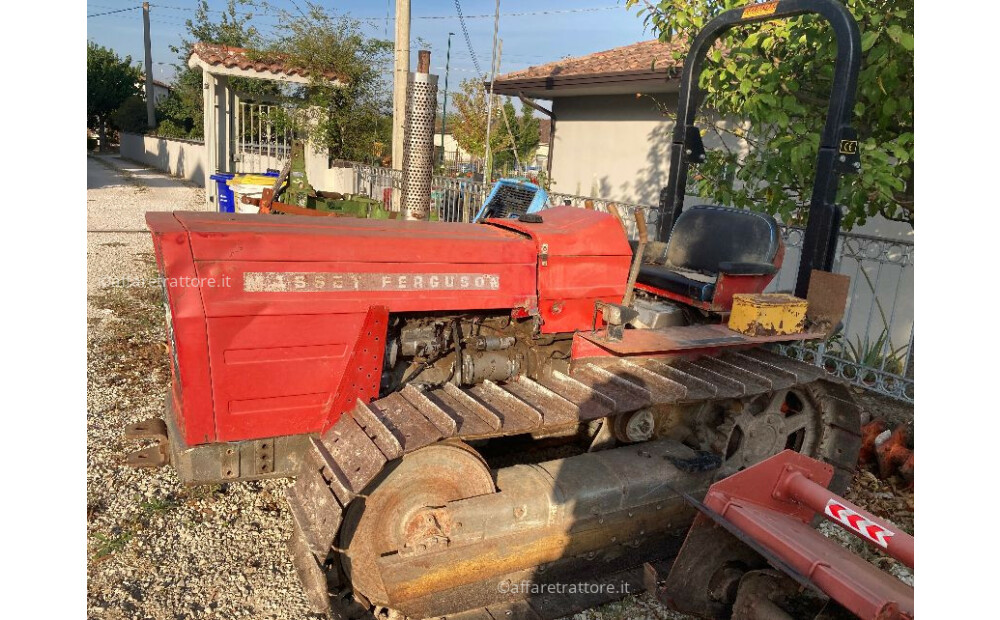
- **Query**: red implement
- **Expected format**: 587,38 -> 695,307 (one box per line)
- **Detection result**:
662,450 -> 913,620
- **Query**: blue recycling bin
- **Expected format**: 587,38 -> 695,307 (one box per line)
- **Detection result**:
210,173 -> 236,212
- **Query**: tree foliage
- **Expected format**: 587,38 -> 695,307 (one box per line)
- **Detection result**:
111,95 -> 150,133
493,101 -> 541,172
451,78 -> 499,160
451,79 -> 541,173
258,2 -> 393,163
87,42 -> 141,131
158,0 -> 272,139
627,0 -> 913,229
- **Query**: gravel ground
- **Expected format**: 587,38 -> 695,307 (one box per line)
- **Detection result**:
87,155 -> 318,620
86,157 -> 912,619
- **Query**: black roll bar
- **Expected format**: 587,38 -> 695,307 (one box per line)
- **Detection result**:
656,0 -> 862,298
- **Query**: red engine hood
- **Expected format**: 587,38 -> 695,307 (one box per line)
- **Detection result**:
147,211 -> 540,316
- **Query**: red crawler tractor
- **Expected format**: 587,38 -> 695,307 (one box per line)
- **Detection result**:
126,1 -> 913,618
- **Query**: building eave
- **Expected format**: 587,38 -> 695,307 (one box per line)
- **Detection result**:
492,70 -> 679,99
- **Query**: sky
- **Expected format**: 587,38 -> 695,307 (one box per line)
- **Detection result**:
86,1 -> 654,95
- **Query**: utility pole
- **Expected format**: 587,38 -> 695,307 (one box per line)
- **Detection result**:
391,0 -> 411,211
483,0 -> 501,184
142,2 -> 155,128
439,32 -> 454,165
392,0 -> 411,173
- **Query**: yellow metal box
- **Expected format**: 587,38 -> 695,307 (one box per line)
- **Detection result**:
728,294 -> 809,336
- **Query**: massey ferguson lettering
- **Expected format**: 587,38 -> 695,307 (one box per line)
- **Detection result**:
243,272 -> 501,293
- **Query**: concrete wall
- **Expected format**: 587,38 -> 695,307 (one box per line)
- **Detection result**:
550,93 -> 746,206
120,132 -> 208,187
121,133 -> 362,199
305,153 -> 358,195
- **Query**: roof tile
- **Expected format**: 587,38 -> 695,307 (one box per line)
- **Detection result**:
189,43 -> 345,81
495,39 -> 687,83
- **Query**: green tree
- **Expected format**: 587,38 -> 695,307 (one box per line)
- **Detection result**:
159,0 -> 272,139
259,2 -> 393,163
493,100 -> 541,173
451,79 -> 541,176
451,78 -> 498,161
627,0 -> 913,229
111,95 -> 150,134
87,42 -> 141,151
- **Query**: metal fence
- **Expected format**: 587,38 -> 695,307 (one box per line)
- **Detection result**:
347,163 -> 913,403
233,102 -> 291,174
772,230 -> 914,403
352,164 -> 489,222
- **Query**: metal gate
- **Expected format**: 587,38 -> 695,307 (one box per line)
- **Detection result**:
233,101 -> 292,174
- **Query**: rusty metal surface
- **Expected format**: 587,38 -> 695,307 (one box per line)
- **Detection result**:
640,358 -> 719,400
401,383 -> 459,436
577,323 -> 819,357
350,400 -> 404,460
287,519 -> 334,614
372,441 -> 709,617
740,348 -> 826,383
805,270 -> 851,335
502,376 -> 580,427
314,420 -> 386,504
589,358 -> 689,403
369,392 -> 443,453
124,418 -> 170,468
127,392 -> 314,484
731,570 -> 800,620
467,380 -> 543,433
282,349 -> 863,620
286,472 -> 344,561
674,359 -> 748,398
536,371 -> 616,421
569,363 -> 652,412
443,382 -> 503,432
340,443 -> 495,605
725,352 -> 799,390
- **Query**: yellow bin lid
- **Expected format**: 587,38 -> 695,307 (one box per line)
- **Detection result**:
228,174 -> 280,186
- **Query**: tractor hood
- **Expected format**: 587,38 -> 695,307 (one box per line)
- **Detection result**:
146,211 -> 541,317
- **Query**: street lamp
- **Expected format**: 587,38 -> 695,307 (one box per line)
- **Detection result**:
440,32 -> 455,166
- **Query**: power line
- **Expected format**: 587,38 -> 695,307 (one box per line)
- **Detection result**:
454,0 -> 482,77
368,5 -> 620,22
88,5 -> 142,18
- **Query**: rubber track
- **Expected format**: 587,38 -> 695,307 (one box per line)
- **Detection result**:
285,348 -> 862,618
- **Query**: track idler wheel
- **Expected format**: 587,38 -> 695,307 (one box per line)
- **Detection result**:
339,441 -> 496,606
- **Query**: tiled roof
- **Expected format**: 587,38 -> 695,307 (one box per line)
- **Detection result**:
495,39 -> 687,84
189,43 -> 344,81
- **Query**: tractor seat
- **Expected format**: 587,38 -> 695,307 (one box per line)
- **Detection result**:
635,205 -> 780,303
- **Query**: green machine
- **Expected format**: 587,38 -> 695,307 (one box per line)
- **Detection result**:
280,141 -> 395,218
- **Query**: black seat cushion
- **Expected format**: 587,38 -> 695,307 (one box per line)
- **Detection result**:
638,264 -> 716,302
634,206 -> 779,303
665,206 -> 780,275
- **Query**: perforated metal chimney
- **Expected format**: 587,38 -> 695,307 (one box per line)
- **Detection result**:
401,51 -> 438,220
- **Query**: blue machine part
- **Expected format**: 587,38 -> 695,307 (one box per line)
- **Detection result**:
473,178 -> 549,222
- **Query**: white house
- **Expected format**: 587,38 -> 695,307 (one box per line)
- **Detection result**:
492,40 -> 911,241
137,76 -> 174,104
